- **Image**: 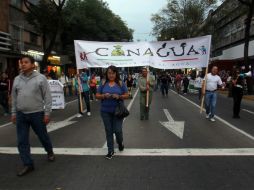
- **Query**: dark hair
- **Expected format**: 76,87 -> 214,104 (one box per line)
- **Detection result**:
105,65 -> 121,86
21,55 -> 35,64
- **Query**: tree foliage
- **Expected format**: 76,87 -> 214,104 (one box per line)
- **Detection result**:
151,0 -> 218,40
24,0 -> 66,72
61,0 -> 133,54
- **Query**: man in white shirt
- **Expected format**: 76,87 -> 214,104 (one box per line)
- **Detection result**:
202,66 -> 225,122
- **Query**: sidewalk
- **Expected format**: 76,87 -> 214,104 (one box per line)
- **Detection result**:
218,90 -> 254,101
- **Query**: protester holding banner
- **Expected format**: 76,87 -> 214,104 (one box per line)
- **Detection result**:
202,66 -> 225,122
11,55 -> 55,176
96,66 -> 129,159
80,69 -> 91,116
138,67 -> 155,120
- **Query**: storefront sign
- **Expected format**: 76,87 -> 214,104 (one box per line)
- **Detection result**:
75,35 -> 211,69
48,80 -> 65,109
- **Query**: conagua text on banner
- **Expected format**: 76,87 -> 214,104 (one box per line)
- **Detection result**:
74,35 -> 211,69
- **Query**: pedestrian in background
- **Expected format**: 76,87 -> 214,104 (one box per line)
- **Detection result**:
126,74 -> 133,98
202,66 -> 225,122
175,72 -> 182,94
195,73 -> 204,100
11,55 -> 55,177
80,69 -> 91,116
182,75 -> 189,95
96,66 -> 129,159
59,72 -> 68,96
160,72 -> 169,97
232,69 -> 244,119
138,67 -> 155,120
0,72 -> 10,116
89,74 -> 97,101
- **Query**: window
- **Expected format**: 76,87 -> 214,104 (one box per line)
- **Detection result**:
30,32 -> 38,45
10,0 -> 22,8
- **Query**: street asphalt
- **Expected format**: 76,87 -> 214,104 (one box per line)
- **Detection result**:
0,87 -> 254,190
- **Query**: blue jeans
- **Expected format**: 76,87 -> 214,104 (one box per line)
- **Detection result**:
16,111 -> 53,166
82,91 -> 91,112
205,91 -> 217,118
101,112 -> 123,153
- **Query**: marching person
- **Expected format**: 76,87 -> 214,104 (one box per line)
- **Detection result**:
80,69 -> 91,116
160,72 -> 169,97
175,72 -> 182,94
59,72 -> 69,96
96,66 -> 129,159
182,75 -> 189,95
138,67 -> 155,120
202,66 -> 225,122
126,74 -> 133,98
11,55 -> 55,177
0,72 -> 10,116
195,73 -> 204,100
232,69 -> 244,119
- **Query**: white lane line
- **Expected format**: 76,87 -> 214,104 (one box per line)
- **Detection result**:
102,88 -> 140,148
170,90 -> 254,142
0,122 -> 12,128
47,114 -> 78,132
1,147 -> 254,156
65,99 -> 78,106
242,109 -> 254,115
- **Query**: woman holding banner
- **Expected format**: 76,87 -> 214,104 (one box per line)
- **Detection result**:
96,66 -> 129,160
138,67 -> 155,120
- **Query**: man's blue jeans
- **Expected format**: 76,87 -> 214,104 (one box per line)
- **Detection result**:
205,91 -> 217,118
101,112 -> 123,153
16,111 -> 53,166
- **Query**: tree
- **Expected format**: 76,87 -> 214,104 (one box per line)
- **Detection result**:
61,0 -> 133,55
151,0 -> 218,40
24,0 -> 66,73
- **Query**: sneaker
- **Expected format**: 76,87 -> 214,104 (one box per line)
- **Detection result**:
210,118 -> 216,122
82,109 -> 87,113
118,143 -> 124,151
76,113 -> 83,118
87,112 -> 91,116
105,152 -> 114,160
206,114 -> 210,119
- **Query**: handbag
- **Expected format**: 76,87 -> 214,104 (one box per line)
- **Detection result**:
115,100 -> 129,118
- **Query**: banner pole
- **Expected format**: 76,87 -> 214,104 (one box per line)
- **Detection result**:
77,69 -> 84,113
200,66 -> 209,114
146,66 -> 150,108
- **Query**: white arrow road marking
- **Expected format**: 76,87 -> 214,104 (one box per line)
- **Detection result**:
159,109 -> 185,139
1,147 -> 254,156
47,114 -> 78,132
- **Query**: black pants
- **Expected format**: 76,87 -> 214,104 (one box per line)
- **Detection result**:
232,87 -> 243,117
82,91 -> 91,112
161,84 -> 168,96
0,91 -> 9,114
90,87 -> 97,100
183,85 -> 188,94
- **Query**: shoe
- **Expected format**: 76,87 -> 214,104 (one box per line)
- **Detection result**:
233,115 -> 240,119
206,114 -> 210,119
47,152 -> 55,162
140,117 -> 144,121
118,143 -> 124,151
76,113 -> 83,118
17,166 -> 34,177
87,112 -> 91,116
82,109 -> 87,113
210,118 -> 216,122
105,152 -> 114,160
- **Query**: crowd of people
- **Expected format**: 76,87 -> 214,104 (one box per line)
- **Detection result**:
0,54 -> 251,176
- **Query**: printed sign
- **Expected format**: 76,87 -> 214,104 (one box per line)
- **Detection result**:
48,80 -> 65,109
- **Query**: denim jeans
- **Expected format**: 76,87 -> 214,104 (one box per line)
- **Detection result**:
82,91 -> 91,112
161,84 -> 168,96
101,112 -> 123,153
16,111 -> 53,166
205,91 -> 217,118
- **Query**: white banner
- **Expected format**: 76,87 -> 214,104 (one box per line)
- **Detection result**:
74,35 -> 211,69
48,80 -> 65,109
